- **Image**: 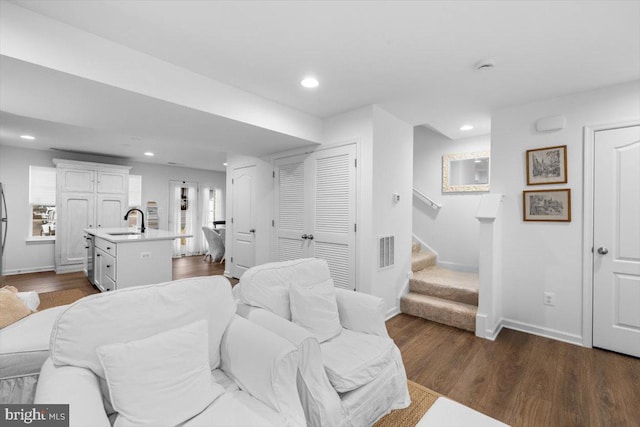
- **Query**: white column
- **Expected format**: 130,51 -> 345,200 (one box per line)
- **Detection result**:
475,194 -> 504,340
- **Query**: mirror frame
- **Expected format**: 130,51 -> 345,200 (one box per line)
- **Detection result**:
442,151 -> 490,193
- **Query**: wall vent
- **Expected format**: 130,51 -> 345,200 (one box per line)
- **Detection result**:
379,235 -> 395,269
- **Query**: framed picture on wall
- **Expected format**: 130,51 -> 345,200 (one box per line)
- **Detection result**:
526,145 -> 567,185
523,189 -> 571,222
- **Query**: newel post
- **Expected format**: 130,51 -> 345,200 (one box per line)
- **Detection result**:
475,194 -> 504,340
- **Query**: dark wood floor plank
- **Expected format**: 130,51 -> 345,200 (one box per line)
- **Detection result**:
388,314 -> 640,427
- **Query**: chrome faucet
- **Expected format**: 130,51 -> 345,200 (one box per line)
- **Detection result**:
124,208 -> 146,233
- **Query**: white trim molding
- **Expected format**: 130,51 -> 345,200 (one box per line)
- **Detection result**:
502,319 -> 583,347
5,265 -> 55,276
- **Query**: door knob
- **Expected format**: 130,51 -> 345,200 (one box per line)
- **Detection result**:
597,247 -> 609,255
301,234 -> 308,239
307,234 -> 314,240
249,228 -> 256,233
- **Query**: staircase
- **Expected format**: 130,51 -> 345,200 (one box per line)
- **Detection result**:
400,242 -> 478,332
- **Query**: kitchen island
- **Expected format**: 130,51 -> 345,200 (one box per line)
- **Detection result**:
84,228 -> 192,292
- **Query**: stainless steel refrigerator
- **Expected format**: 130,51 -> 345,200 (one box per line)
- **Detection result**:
0,183 -> 7,276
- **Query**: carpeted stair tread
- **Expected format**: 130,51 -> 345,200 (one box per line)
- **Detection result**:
411,266 -> 479,305
412,241 -> 422,254
400,293 -> 477,332
412,251 -> 437,272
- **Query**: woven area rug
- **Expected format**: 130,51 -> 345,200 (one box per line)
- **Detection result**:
374,380 -> 441,427
38,289 -> 88,310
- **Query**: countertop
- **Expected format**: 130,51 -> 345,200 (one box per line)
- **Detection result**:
84,228 -> 193,244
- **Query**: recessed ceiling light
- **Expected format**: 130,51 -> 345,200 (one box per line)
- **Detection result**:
223,162 -> 228,166
144,152 -> 154,157
460,125 -> 474,131
20,135 -> 35,140
301,77 -> 319,88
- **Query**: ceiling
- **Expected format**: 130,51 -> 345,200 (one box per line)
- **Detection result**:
1,0 -> 639,170
0,57 -> 314,171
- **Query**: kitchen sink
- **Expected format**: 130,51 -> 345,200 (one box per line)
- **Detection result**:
107,232 -> 141,236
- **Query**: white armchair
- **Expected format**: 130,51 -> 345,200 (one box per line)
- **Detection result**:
234,258 -> 411,427
34,276 -> 305,427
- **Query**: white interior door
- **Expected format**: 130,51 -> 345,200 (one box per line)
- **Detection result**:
593,125 -> 640,357
274,144 -> 357,290
60,193 -> 94,266
274,154 -> 309,262
232,165 -> 256,277
309,145 -> 357,290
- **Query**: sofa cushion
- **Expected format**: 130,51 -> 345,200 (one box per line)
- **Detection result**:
290,278 -> 341,343
238,258 -> 331,320
0,288 -> 32,329
320,328 -> 395,393
0,305 -> 67,355
51,276 -> 235,378
97,320 -> 223,427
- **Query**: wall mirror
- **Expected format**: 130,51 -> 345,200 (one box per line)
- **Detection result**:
442,151 -> 490,193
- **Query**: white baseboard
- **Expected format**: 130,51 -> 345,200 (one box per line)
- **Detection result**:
436,261 -> 479,273
475,314 -> 503,341
4,265 -> 55,275
55,264 -> 83,274
501,318 -> 583,346
386,305 -> 401,321
411,234 -> 438,258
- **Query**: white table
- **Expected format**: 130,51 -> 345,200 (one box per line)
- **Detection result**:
417,397 -> 510,427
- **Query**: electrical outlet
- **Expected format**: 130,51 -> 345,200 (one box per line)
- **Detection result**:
543,292 -> 555,306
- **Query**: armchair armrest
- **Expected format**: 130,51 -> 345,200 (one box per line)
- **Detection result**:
236,304 -> 344,427
17,292 -> 40,312
236,303 -> 314,346
220,315 -> 305,427
34,358 -> 110,427
335,288 -> 389,337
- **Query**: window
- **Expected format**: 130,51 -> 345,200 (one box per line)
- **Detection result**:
203,187 -> 223,228
126,175 -> 143,227
29,166 -> 56,239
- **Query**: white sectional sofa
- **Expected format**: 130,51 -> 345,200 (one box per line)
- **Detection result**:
34,276 -> 306,427
0,292 -> 68,404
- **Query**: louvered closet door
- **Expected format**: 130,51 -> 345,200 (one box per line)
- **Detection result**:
274,154 -> 309,262
309,145 -> 357,290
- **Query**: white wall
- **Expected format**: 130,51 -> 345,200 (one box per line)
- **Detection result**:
371,106 -> 413,315
0,145 -> 224,274
413,128 -> 490,271
492,80 -> 640,344
225,105 -> 414,317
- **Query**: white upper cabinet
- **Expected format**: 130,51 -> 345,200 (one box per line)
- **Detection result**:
59,168 -> 95,193
98,170 -> 127,194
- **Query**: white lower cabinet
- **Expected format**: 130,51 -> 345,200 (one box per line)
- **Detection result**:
94,247 -> 116,292
93,236 -> 172,291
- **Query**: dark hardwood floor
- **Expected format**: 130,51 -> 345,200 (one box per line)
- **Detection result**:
388,313 -> 640,427
1,255 -> 236,294
3,262 -> 638,426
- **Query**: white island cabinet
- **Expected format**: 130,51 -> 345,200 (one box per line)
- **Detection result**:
85,228 -> 191,291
